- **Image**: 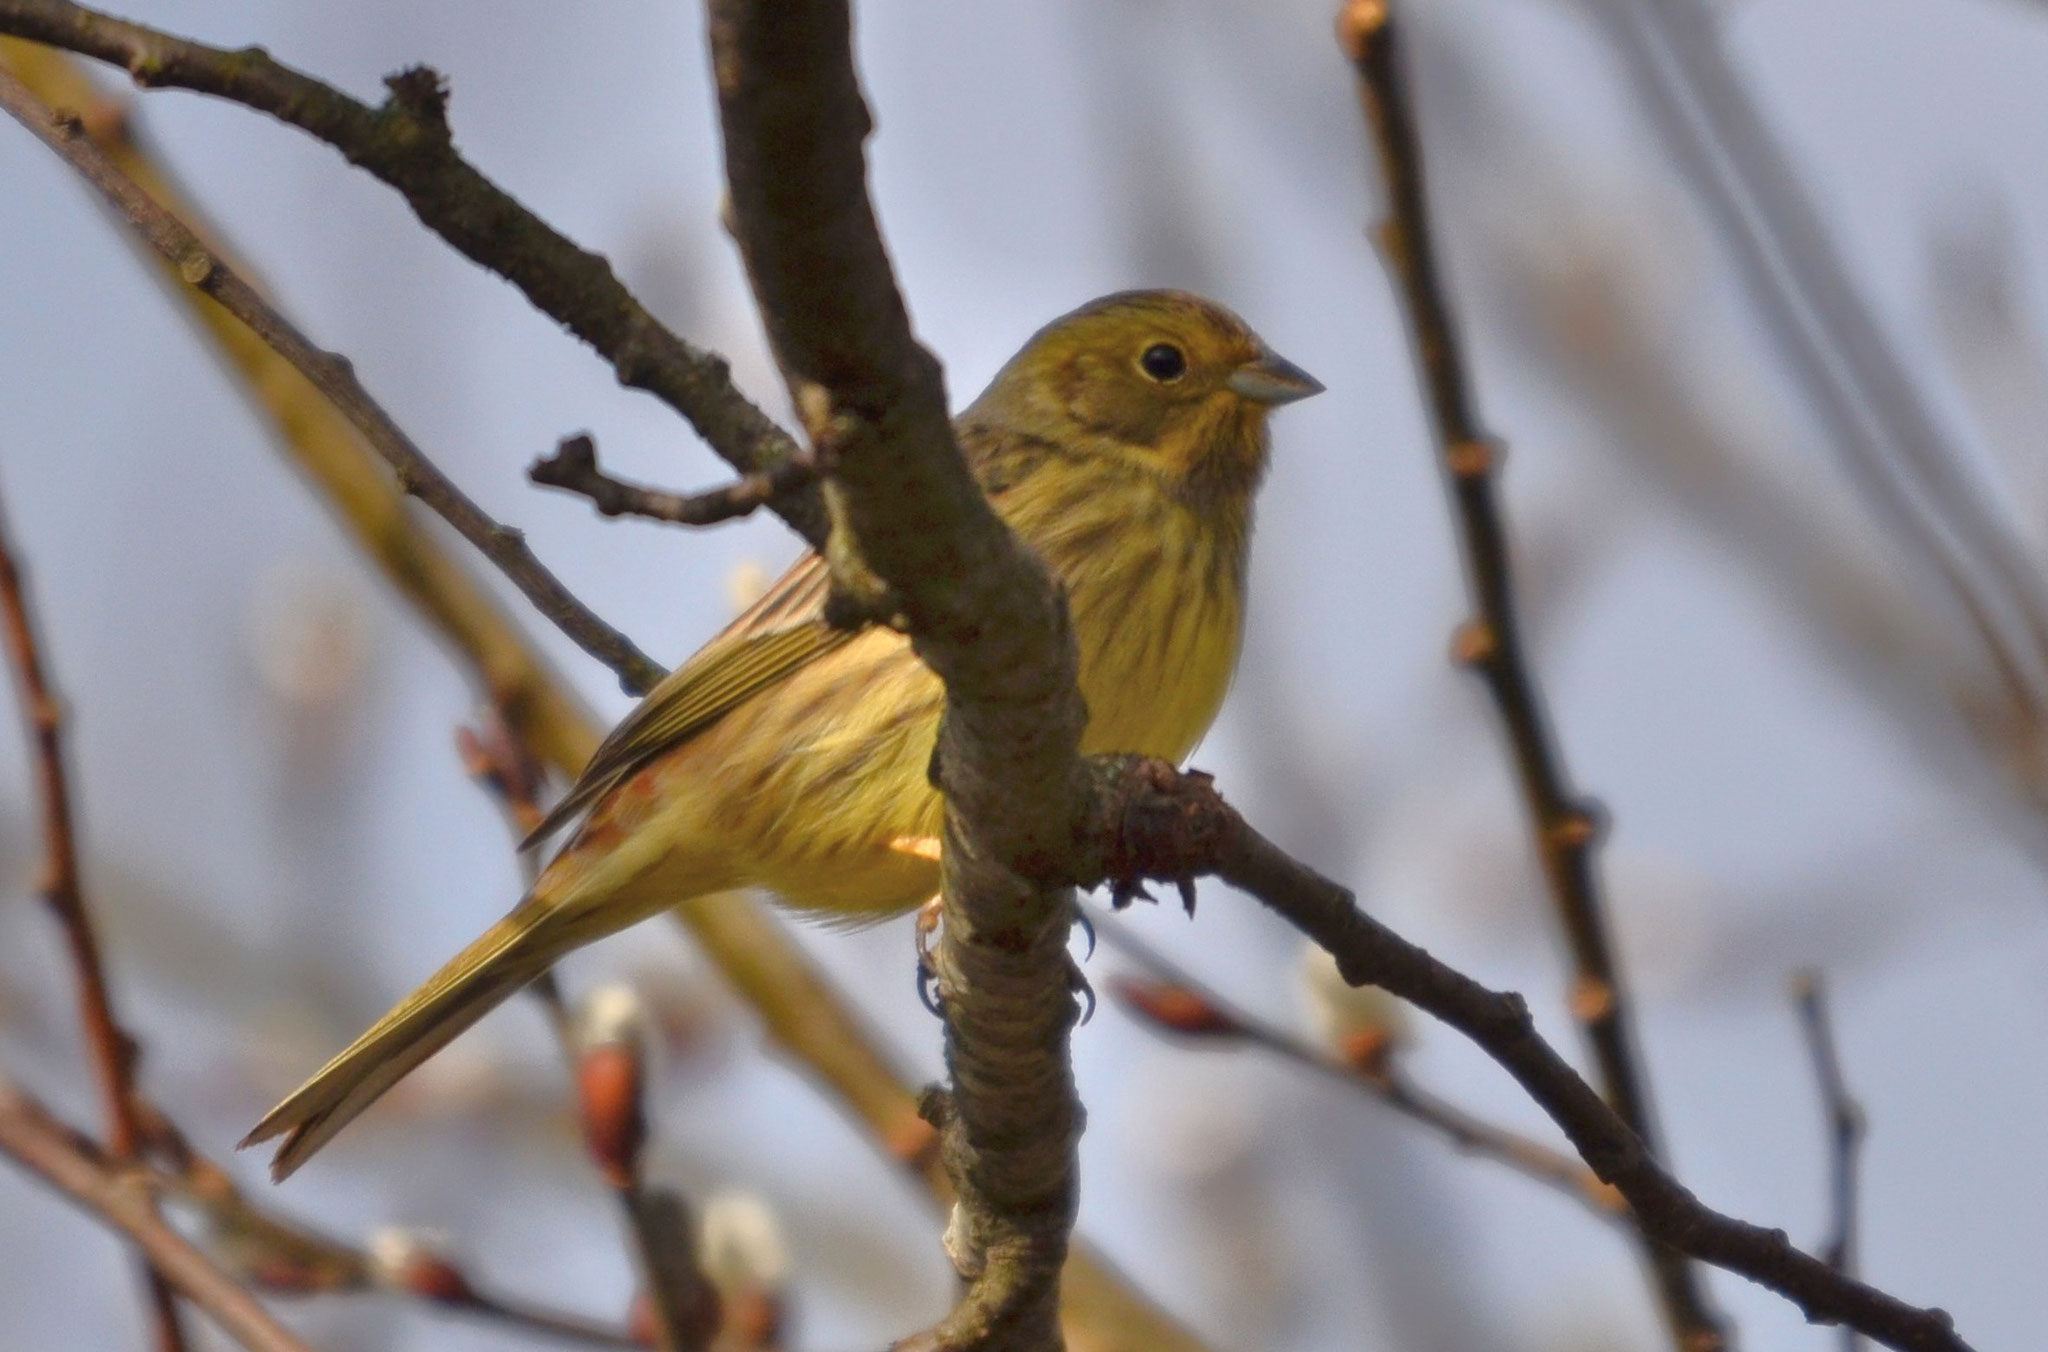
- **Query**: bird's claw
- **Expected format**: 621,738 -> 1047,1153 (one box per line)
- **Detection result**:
1072,965 -> 1097,1026
914,894 -> 944,1017
1109,878 -> 1154,910
1105,874 -> 1198,917
1071,903 -> 1096,961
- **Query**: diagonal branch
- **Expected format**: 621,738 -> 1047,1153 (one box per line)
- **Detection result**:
0,472 -> 189,1349
0,35 -> 603,777
1075,756 -> 1970,1352
0,64 -> 665,694
1337,4 -> 1725,1347
1094,912 -> 1626,1221
0,0 -> 829,550
709,4 -> 1090,1348
0,1074 -> 312,1352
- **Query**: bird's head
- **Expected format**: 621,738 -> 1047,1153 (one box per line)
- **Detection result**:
964,289 -> 1322,500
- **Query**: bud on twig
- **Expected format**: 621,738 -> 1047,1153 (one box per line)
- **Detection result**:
700,1190 -> 791,1349
573,984 -> 653,1190
368,1227 -> 474,1304
1108,974 -> 1243,1039
1298,944 -> 1406,1078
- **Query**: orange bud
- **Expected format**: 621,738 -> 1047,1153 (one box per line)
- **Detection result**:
574,985 -> 652,1189
1109,976 -> 1240,1038
1336,1026 -> 1397,1081
723,1285 -> 787,1349
577,1041 -> 645,1189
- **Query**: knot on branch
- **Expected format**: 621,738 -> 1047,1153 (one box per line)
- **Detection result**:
1075,755 -> 1238,910
380,65 -> 450,141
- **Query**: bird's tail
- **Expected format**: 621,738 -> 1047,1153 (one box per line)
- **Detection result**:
241,900 -> 571,1181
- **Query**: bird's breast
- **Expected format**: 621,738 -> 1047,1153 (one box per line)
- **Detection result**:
1057,500 -> 1247,764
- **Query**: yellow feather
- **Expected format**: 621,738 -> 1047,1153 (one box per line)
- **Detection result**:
247,290 -> 1318,1177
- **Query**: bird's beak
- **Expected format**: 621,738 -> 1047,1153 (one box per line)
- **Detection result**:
1226,348 -> 1325,406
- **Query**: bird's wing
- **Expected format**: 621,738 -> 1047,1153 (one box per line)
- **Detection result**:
522,551 -> 849,847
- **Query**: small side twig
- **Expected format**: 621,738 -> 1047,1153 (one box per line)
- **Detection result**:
1792,970 -> 1867,1352
1074,755 -> 1970,1352
532,434 -> 820,529
0,474 -> 189,1350
0,65 -> 666,695
0,1075 -> 312,1352
1336,5 -> 1724,1347
1092,912 -> 1625,1221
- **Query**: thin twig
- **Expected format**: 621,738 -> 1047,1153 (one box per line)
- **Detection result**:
1791,970 -> 1867,1352
1091,910 -> 1626,1220
710,4 -> 1096,1348
1076,755 -> 1969,1352
0,65 -> 665,694
0,1074 -> 314,1352
1335,5 -> 1725,1347
0,475 -> 189,1349
0,0 -> 828,550
0,36 -> 604,778
131,1097 -> 639,1348
531,433 -> 819,529
465,718 -> 719,1352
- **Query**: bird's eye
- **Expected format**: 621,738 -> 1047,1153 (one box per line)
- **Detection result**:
1139,342 -> 1187,382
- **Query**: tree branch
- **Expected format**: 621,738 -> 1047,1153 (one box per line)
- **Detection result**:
709,4 -> 1091,1347
1093,912 -> 1626,1222
0,35 -> 604,778
0,473 -> 189,1349
530,433 -> 819,529
1075,755 -> 1969,1352
0,64 -> 665,692
1336,4 -> 1725,1346
0,0 -> 829,551
145,1112 -> 639,1349
0,1075 -> 314,1352
1792,970 -> 1867,1352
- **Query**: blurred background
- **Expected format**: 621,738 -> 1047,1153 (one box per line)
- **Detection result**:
1,0 -> 2045,1348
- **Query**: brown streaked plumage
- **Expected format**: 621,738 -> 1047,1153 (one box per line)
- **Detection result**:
243,290 -> 1321,1179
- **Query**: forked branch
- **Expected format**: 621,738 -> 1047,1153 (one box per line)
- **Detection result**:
0,0 -> 829,549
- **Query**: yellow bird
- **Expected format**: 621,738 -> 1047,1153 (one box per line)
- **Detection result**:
244,290 -> 1320,1179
